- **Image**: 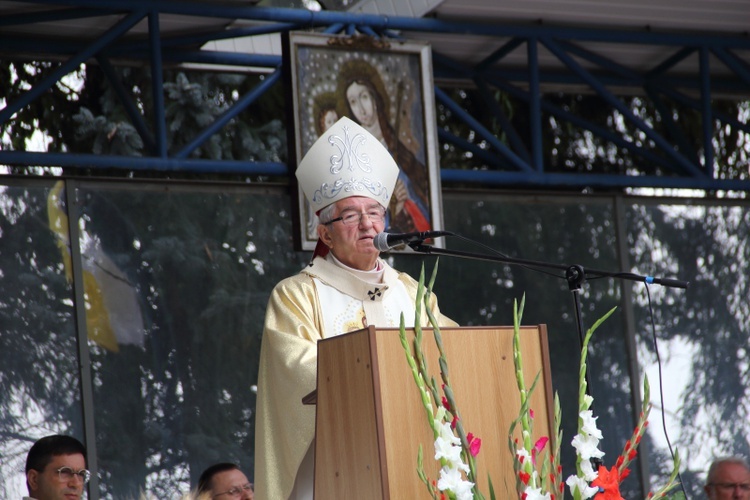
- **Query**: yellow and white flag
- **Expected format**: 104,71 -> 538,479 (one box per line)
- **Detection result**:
47,181 -> 145,352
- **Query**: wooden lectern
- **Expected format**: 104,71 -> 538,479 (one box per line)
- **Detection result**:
310,325 -> 553,499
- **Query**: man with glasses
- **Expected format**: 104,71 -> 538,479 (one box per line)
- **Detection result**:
197,463 -> 253,499
705,456 -> 750,499
24,434 -> 89,500
255,116 -> 456,499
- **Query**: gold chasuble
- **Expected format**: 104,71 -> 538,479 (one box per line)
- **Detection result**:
255,256 -> 456,499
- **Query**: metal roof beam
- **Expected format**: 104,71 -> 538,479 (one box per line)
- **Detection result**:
0,9 -> 147,126
439,169 -> 750,191
434,86 -> 534,173
1,2 -> 747,192
0,150 -> 288,174
175,69 -> 282,159
434,51 -> 679,172
95,55 -> 156,152
0,6 -> 112,27
541,37 -> 708,179
21,1 -> 750,47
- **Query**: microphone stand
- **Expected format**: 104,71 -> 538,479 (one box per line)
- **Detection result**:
408,238 -> 688,346
407,241 -> 689,290
405,238 -> 689,470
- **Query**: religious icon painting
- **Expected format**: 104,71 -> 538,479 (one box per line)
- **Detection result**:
283,31 -> 445,252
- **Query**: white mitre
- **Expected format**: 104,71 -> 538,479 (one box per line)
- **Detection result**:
296,116 -> 399,213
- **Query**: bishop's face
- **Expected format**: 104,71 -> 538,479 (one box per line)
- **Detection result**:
318,196 -> 386,271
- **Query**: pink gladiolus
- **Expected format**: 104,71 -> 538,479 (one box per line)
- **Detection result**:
467,432 -> 482,457
531,436 -> 548,465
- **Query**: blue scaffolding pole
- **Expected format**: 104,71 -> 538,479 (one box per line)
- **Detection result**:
0,2 -> 749,191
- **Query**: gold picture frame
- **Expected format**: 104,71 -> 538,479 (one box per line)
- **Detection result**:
284,31 -> 444,251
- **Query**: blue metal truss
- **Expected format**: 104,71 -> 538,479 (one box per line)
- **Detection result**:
1,0 -> 749,191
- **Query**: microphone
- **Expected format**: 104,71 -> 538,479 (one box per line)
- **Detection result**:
373,230 -> 453,251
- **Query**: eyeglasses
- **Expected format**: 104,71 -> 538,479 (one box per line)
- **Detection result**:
710,482 -> 750,492
323,208 -> 386,227
213,482 -> 254,498
56,466 -> 91,484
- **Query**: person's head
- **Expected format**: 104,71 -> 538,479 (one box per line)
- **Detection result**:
25,434 -> 88,500
296,116 -> 399,264
197,463 -> 253,500
320,108 -> 339,134
336,59 -> 391,134
345,81 -> 378,129
313,92 -> 339,136
705,456 -> 750,499
317,195 -> 387,270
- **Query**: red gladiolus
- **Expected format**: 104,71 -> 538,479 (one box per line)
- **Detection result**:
592,465 -> 625,500
451,415 -> 459,429
441,395 -> 450,410
519,471 -> 531,484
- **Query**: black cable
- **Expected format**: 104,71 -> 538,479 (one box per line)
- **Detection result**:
450,233 -> 565,281
645,283 -> 689,499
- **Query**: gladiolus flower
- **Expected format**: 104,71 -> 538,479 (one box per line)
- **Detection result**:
522,486 -> 551,500
531,437 -> 548,464
442,395 -> 451,410
467,433 -> 482,457
580,458 -> 599,481
591,465 -> 625,500
437,467 -> 474,500
565,475 -> 599,499
571,433 -> 605,460
580,410 -> 604,439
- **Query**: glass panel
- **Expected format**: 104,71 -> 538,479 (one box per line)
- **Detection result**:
5,179 -> 747,498
627,201 -> 750,497
0,182 -> 85,497
73,183 -> 308,498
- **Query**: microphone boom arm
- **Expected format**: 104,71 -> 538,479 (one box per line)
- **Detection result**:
407,242 -> 689,289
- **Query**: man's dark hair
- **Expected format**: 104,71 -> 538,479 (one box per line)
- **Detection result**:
25,435 -> 87,474
197,463 -> 241,494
